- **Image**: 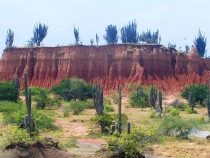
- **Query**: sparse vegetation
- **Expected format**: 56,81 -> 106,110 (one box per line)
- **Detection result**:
33,22 -> 48,46
5,29 -> 14,48
103,24 -> 118,44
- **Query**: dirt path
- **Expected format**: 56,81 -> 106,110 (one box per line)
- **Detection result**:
55,119 -> 89,137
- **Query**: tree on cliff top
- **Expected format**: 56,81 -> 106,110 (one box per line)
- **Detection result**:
74,26 -> 80,45
5,29 -> 14,48
139,29 -> 160,44
103,24 -> 118,44
194,29 -> 207,57
121,19 -> 138,43
33,22 -> 48,46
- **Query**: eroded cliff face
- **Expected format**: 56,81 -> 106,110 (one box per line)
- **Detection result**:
0,44 -> 210,93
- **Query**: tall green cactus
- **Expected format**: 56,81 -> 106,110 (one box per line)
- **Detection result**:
188,90 -> 195,112
150,85 -> 158,108
137,87 -> 144,110
92,84 -> 104,115
24,73 -> 35,134
206,80 -> 210,121
159,90 -> 163,114
118,85 -> 122,133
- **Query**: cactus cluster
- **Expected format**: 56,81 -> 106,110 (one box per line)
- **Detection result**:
150,85 -> 158,108
92,84 -> 104,115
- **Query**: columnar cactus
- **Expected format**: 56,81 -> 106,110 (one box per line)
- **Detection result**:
92,84 -> 104,115
159,90 -> 163,113
188,90 -> 195,111
150,85 -> 158,108
206,80 -> 210,120
137,87 -> 144,109
24,73 -> 35,134
118,85 -> 122,133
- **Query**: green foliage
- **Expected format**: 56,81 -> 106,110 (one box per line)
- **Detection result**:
121,19 -> 138,43
5,29 -> 14,48
104,98 -> 114,112
150,85 -> 158,108
158,116 -> 198,138
185,106 -> 198,114
169,108 -> 180,116
181,84 -> 207,105
51,78 -> 93,101
33,22 -> 48,46
130,90 -> 149,108
1,126 -> 39,150
26,37 -> 35,47
149,109 -> 158,118
0,81 -> 18,102
69,101 -> 85,115
91,112 -> 114,133
194,29 -> 207,57
33,89 -> 58,109
74,26 -> 80,45
139,29 -> 160,44
103,24 -> 118,44
21,87 -> 50,95
173,101 -> 188,111
167,42 -> 176,49
0,101 -> 58,131
104,126 -> 157,157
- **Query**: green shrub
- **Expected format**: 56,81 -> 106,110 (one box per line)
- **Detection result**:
129,90 -> 149,108
173,102 -> 188,111
0,81 -> 19,102
158,116 -> 198,138
91,113 -> 114,133
181,84 -> 207,105
104,98 -> 114,112
169,108 -> 180,116
21,87 -> 50,95
51,78 -> 93,101
185,106 -> 198,114
149,109 -> 158,118
62,106 -> 71,117
69,101 -> 85,115
0,126 -> 39,150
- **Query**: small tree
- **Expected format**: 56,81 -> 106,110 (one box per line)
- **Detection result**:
33,22 -> 48,46
167,42 -> 176,49
121,19 -> 138,43
74,26 -> 80,45
90,39 -> 94,45
103,24 -> 118,44
185,45 -> 190,53
194,29 -> 207,57
139,29 -> 160,44
96,33 -> 99,45
5,29 -> 14,48
26,37 -> 35,47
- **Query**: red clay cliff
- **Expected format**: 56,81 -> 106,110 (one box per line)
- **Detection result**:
0,44 -> 210,93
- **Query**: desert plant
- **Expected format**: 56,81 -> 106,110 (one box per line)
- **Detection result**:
51,78 -> 93,101
150,85 -> 158,108
158,116 -> 198,138
33,22 -> 48,46
139,29 -> 160,44
96,33 -> 99,45
21,87 -> 50,95
121,19 -> 138,43
185,106 -> 197,114
69,101 -> 85,115
0,81 -> 19,102
74,26 -> 80,45
181,84 -> 207,105
103,24 -> 118,44
5,29 -> 14,48
92,84 -> 104,115
194,29 -> 207,57
104,98 -> 114,112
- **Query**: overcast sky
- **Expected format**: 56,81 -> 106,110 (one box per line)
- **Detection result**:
0,0 -> 210,56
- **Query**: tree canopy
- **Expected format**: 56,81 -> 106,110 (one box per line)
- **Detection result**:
121,20 -> 138,43
33,22 -> 48,46
194,29 -> 207,57
103,24 -> 118,44
5,29 -> 14,48
139,29 -> 160,44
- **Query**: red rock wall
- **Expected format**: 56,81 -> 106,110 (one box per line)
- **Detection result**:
0,44 -> 210,93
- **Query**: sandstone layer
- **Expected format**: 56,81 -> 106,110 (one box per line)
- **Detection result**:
0,44 -> 210,93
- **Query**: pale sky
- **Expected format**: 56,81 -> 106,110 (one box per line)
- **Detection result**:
0,0 -> 210,56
